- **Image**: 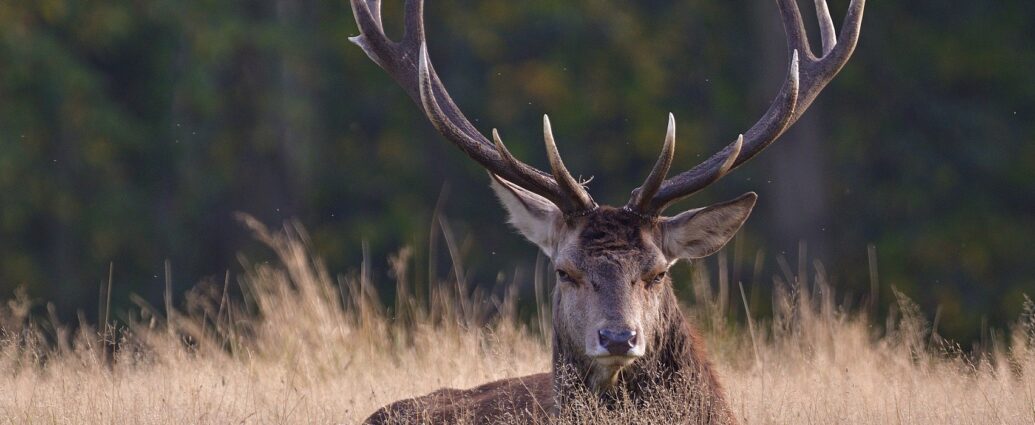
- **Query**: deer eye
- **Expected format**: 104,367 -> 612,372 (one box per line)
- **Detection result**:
556,270 -> 573,283
649,271 -> 667,286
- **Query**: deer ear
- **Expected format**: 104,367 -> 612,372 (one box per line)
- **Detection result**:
489,175 -> 564,257
660,192 -> 757,260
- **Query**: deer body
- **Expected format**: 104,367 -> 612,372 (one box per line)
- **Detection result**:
365,207 -> 741,424
364,307 -> 731,424
363,373 -> 553,423
351,0 -> 865,422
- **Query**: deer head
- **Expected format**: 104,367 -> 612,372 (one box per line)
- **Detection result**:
351,0 -> 864,387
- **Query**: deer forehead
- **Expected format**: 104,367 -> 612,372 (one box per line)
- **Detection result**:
555,207 -> 664,273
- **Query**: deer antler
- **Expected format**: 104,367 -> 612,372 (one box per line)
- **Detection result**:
350,0 -> 596,214
630,0 -> 865,215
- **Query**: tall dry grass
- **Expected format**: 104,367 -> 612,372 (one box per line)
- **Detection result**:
0,220 -> 1032,424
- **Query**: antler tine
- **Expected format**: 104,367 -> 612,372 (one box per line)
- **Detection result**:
776,0 -> 866,125
640,51 -> 799,213
351,0 -> 596,214
543,116 -> 596,212
490,126 -> 594,212
349,1 -> 386,68
627,113 -> 677,213
402,0 -> 425,45
814,0 -> 837,55
642,0 -> 865,214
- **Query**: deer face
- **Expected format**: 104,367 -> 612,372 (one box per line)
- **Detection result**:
551,207 -> 666,369
492,178 -> 756,383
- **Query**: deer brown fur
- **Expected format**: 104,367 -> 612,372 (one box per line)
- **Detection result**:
363,373 -> 553,423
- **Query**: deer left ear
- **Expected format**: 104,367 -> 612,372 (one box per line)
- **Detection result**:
489,174 -> 565,258
660,192 -> 757,260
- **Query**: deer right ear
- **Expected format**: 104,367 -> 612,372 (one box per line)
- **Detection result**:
489,175 -> 564,257
660,192 -> 757,260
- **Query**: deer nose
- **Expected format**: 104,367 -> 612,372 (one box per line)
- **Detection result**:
598,329 -> 637,356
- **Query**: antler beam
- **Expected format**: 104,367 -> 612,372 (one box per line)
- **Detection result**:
634,0 -> 865,214
350,0 -> 595,214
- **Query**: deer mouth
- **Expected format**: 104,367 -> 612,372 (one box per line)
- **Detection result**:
592,354 -> 641,369
585,341 -> 645,369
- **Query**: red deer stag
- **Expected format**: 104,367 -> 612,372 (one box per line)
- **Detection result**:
351,0 -> 865,423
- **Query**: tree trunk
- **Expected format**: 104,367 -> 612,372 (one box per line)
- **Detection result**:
752,1 -> 829,259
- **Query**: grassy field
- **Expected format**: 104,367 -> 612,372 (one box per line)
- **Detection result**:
1,220 -> 1033,424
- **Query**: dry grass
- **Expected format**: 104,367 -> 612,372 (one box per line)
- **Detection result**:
0,220 -> 1033,424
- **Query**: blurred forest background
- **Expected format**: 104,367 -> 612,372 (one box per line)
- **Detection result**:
0,1 -> 1032,344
